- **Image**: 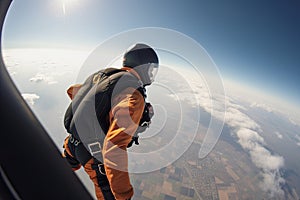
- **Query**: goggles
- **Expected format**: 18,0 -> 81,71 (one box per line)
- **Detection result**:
147,63 -> 159,84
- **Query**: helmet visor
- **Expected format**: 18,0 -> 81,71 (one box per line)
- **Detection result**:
148,63 -> 159,84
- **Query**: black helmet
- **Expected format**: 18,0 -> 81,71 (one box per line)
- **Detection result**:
123,43 -> 159,86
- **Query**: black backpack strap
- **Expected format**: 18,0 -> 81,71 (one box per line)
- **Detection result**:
102,68 -> 124,76
91,158 -> 115,200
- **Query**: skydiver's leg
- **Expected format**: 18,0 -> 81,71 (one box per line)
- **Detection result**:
84,158 -> 115,200
63,136 -> 114,199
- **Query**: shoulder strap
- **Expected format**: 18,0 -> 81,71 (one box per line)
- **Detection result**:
102,68 -> 124,76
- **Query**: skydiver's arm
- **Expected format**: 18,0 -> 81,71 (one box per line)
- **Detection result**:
103,88 -> 144,200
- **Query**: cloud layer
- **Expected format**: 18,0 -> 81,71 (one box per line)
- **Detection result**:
220,99 -> 285,197
173,77 -> 286,197
250,102 -> 274,113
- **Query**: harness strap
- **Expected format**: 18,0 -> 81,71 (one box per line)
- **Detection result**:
92,159 -> 115,200
69,134 -> 81,146
91,160 -> 106,176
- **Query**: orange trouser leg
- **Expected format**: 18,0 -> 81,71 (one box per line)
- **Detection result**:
63,136 -> 114,199
84,159 -> 105,200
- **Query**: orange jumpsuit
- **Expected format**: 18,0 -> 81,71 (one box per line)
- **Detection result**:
63,68 -> 144,200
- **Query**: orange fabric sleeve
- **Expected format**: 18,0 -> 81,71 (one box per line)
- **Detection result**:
103,88 -> 144,200
67,84 -> 82,100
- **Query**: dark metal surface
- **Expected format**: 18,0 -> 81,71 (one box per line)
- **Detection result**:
0,0 -> 93,199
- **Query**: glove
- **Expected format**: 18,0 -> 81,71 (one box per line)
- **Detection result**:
127,102 -> 154,148
136,102 -> 154,133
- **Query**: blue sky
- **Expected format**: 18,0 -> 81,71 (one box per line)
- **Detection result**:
3,0 -> 300,105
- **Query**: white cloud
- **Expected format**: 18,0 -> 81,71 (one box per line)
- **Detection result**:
236,128 -> 265,150
29,73 -> 45,83
259,171 -> 285,197
30,73 -> 58,84
275,131 -> 283,139
295,135 -> 300,147
22,93 -> 40,106
5,64 -> 18,76
250,102 -> 274,112
225,108 -> 261,131
288,117 -> 300,127
249,144 -> 284,171
8,71 -> 17,76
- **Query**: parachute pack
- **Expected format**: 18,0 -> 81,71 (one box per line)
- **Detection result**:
64,68 -> 153,150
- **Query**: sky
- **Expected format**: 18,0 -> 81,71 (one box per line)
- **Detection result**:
3,0 -> 300,106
